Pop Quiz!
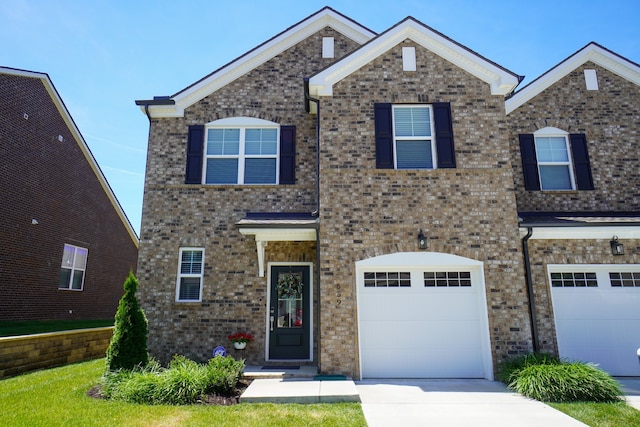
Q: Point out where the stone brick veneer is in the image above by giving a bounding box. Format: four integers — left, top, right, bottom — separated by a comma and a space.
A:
0, 327, 113, 378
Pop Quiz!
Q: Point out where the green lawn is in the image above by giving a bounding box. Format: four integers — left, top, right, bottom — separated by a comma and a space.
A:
0, 319, 114, 337
550, 402, 640, 427
0, 359, 367, 427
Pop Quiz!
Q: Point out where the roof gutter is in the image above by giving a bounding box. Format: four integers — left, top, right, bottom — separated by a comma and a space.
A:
134, 97, 176, 122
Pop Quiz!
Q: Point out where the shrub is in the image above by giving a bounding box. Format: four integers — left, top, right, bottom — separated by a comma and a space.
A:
101, 355, 245, 405
497, 352, 561, 383
106, 272, 149, 371
499, 353, 623, 403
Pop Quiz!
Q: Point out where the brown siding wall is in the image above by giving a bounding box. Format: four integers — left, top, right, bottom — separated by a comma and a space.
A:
0, 73, 138, 321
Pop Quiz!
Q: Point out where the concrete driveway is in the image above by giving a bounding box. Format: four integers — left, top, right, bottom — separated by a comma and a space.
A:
356, 379, 587, 427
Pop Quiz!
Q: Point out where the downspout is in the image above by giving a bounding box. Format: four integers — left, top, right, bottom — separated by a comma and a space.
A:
304, 78, 322, 371
521, 227, 540, 352
143, 103, 152, 122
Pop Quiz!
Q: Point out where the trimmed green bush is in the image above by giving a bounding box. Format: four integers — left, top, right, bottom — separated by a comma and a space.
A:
498, 353, 623, 403
106, 272, 149, 371
101, 355, 245, 405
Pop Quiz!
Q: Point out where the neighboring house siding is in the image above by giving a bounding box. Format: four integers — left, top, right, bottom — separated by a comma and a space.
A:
0, 73, 138, 321
508, 62, 640, 212
317, 43, 529, 374
137, 28, 359, 364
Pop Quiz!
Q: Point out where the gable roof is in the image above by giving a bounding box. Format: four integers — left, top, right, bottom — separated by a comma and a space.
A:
506, 42, 640, 114
308, 16, 521, 98
0, 66, 139, 246
136, 7, 376, 118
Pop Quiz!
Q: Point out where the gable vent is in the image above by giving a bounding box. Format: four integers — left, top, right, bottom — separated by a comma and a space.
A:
584, 69, 598, 90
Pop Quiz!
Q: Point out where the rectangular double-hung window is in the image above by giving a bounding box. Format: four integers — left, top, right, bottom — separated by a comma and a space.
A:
176, 248, 204, 302
393, 105, 435, 169
535, 135, 574, 190
59, 244, 88, 290
205, 122, 278, 184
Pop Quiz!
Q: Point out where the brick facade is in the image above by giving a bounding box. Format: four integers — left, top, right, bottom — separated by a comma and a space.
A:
136, 9, 639, 377
0, 70, 138, 321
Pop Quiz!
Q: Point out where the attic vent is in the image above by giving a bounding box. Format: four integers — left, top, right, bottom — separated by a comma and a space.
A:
23, 113, 29, 120
322, 37, 334, 58
584, 69, 598, 90
58, 135, 64, 142
402, 47, 416, 72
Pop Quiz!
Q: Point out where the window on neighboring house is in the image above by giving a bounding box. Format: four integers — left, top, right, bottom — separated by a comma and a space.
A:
519, 127, 594, 191
176, 248, 204, 302
59, 244, 87, 290
374, 102, 456, 169
184, 118, 296, 185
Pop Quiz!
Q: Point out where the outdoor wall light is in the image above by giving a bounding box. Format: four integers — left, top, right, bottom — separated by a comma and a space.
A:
610, 236, 624, 256
417, 229, 427, 250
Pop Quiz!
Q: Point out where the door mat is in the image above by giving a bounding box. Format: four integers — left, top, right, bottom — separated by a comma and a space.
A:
261, 366, 300, 370
314, 374, 347, 381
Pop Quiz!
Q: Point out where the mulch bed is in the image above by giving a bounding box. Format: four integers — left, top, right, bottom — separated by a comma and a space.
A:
86, 379, 252, 406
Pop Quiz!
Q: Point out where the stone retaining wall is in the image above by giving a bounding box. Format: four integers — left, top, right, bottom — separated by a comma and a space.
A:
0, 327, 113, 379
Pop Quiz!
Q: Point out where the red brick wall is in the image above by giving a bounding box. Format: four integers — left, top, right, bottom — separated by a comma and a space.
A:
0, 72, 138, 321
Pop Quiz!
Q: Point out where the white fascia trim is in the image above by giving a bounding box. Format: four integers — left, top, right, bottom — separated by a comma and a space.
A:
356, 251, 483, 267
0, 67, 139, 245
506, 44, 640, 115
309, 19, 520, 97
144, 10, 375, 119
519, 225, 640, 240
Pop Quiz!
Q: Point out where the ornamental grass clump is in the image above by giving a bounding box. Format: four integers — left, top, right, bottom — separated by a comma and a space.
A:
101, 355, 245, 405
498, 353, 623, 403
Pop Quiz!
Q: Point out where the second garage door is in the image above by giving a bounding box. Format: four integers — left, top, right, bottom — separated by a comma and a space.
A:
356, 252, 492, 379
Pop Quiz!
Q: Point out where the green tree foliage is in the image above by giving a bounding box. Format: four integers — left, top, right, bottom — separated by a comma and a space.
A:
106, 272, 149, 371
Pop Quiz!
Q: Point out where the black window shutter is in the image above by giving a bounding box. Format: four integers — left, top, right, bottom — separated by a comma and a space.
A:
279, 125, 296, 184
432, 102, 456, 168
570, 133, 594, 190
519, 134, 540, 191
374, 103, 394, 169
185, 125, 204, 184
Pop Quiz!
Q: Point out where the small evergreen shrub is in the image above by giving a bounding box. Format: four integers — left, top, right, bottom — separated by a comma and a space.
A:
106, 272, 149, 371
101, 355, 245, 405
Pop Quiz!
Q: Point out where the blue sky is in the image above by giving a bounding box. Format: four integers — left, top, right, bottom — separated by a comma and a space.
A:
2, 0, 639, 235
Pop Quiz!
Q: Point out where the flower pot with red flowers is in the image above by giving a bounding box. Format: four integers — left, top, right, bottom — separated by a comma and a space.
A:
228, 332, 253, 350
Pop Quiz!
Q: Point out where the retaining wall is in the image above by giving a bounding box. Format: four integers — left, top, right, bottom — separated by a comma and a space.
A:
0, 327, 113, 379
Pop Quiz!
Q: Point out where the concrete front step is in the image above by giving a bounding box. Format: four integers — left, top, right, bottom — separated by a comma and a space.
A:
242, 365, 318, 379
240, 377, 361, 403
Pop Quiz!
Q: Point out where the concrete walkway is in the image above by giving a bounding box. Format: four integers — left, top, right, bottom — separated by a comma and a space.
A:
356, 379, 587, 427
618, 377, 640, 411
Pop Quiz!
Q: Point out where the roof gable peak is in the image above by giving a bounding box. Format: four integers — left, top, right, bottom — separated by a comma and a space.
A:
506, 42, 640, 114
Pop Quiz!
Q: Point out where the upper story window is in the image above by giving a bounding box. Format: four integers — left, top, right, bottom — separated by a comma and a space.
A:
205, 118, 279, 184
374, 102, 456, 170
185, 118, 296, 185
534, 128, 575, 190
59, 244, 87, 291
176, 248, 204, 302
519, 127, 594, 191
393, 105, 435, 169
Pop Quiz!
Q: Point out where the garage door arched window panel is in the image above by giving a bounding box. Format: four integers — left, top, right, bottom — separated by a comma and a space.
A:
424, 271, 471, 287
609, 272, 640, 287
363, 271, 411, 287
550, 272, 598, 287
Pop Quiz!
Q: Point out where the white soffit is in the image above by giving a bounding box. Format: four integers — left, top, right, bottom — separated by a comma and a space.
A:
506, 43, 640, 115
309, 18, 520, 97
143, 8, 375, 118
519, 225, 640, 240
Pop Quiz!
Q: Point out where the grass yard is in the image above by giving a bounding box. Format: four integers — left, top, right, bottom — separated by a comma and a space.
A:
0, 358, 367, 427
550, 402, 640, 427
0, 319, 114, 337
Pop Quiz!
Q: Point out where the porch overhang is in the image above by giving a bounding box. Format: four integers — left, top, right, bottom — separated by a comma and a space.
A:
236, 213, 319, 277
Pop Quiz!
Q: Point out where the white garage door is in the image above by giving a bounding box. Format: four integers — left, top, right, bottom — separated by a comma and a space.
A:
356, 253, 492, 379
550, 265, 640, 376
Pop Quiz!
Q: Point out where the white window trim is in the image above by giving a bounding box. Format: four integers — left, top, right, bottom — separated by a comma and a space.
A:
203, 117, 280, 185
176, 247, 205, 302
534, 127, 576, 190
392, 104, 436, 169
59, 243, 88, 291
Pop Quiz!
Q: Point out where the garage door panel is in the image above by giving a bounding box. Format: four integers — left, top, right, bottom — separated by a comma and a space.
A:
359, 294, 480, 322
550, 265, 640, 376
360, 320, 483, 349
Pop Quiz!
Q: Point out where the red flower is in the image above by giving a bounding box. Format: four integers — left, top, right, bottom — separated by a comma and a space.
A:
228, 332, 254, 343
